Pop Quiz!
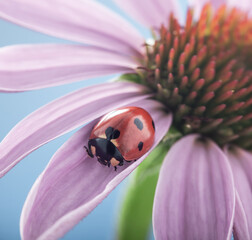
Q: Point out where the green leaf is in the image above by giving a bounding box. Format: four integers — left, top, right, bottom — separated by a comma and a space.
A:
117, 144, 168, 240
117, 73, 143, 84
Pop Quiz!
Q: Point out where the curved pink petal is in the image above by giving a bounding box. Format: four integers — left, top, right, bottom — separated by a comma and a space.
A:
0, 0, 144, 56
0, 82, 150, 177
225, 146, 252, 239
20, 100, 172, 240
0, 44, 138, 92
113, 0, 183, 27
188, 0, 226, 19
153, 135, 235, 240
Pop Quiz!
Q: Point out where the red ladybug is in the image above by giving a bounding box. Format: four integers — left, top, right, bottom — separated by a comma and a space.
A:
85, 106, 155, 170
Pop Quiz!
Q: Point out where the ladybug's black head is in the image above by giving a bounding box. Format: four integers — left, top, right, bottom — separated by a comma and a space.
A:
87, 138, 124, 167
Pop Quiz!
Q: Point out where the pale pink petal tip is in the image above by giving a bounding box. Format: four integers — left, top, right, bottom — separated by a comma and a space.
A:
225, 146, 252, 239
20, 100, 172, 240
0, 44, 138, 92
0, 82, 149, 178
227, 0, 252, 15
114, 0, 183, 27
0, 0, 144, 56
153, 135, 235, 240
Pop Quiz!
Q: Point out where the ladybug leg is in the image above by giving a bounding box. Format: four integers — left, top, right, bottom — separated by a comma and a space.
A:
107, 161, 111, 168
84, 145, 94, 158
84, 146, 89, 155
114, 166, 117, 171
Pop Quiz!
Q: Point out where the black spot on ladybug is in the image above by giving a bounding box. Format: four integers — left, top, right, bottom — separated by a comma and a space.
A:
112, 129, 120, 139
134, 118, 143, 130
105, 127, 120, 140
138, 142, 143, 151
152, 120, 155, 130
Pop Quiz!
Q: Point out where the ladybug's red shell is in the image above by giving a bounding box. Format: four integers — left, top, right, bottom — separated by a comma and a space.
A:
90, 107, 155, 161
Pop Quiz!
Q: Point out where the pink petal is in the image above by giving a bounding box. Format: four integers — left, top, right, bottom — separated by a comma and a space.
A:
0, 44, 138, 92
0, 82, 149, 177
233, 191, 250, 240
0, 0, 144, 56
225, 146, 252, 239
20, 100, 172, 240
188, 0, 226, 19
153, 135, 235, 240
113, 0, 183, 27
227, 0, 252, 15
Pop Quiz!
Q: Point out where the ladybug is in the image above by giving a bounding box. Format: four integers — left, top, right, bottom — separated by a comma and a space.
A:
84, 106, 155, 170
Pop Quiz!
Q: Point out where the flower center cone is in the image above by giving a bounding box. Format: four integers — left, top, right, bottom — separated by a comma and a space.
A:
140, 4, 252, 149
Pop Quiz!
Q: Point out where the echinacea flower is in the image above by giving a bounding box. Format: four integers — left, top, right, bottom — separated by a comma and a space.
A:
0, 0, 252, 239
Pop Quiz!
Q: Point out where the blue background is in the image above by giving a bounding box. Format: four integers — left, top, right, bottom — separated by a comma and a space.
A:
0, 1, 186, 239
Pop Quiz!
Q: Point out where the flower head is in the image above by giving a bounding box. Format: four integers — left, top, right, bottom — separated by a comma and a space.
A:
141, 4, 252, 148
0, 0, 252, 239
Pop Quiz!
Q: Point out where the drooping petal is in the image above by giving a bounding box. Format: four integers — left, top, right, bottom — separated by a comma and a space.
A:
0, 0, 144, 56
188, 0, 226, 19
153, 135, 235, 240
113, 0, 183, 27
225, 146, 252, 239
0, 82, 149, 177
0, 44, 138, 92
233, 191, 250, 240
20, 100, 172, 240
